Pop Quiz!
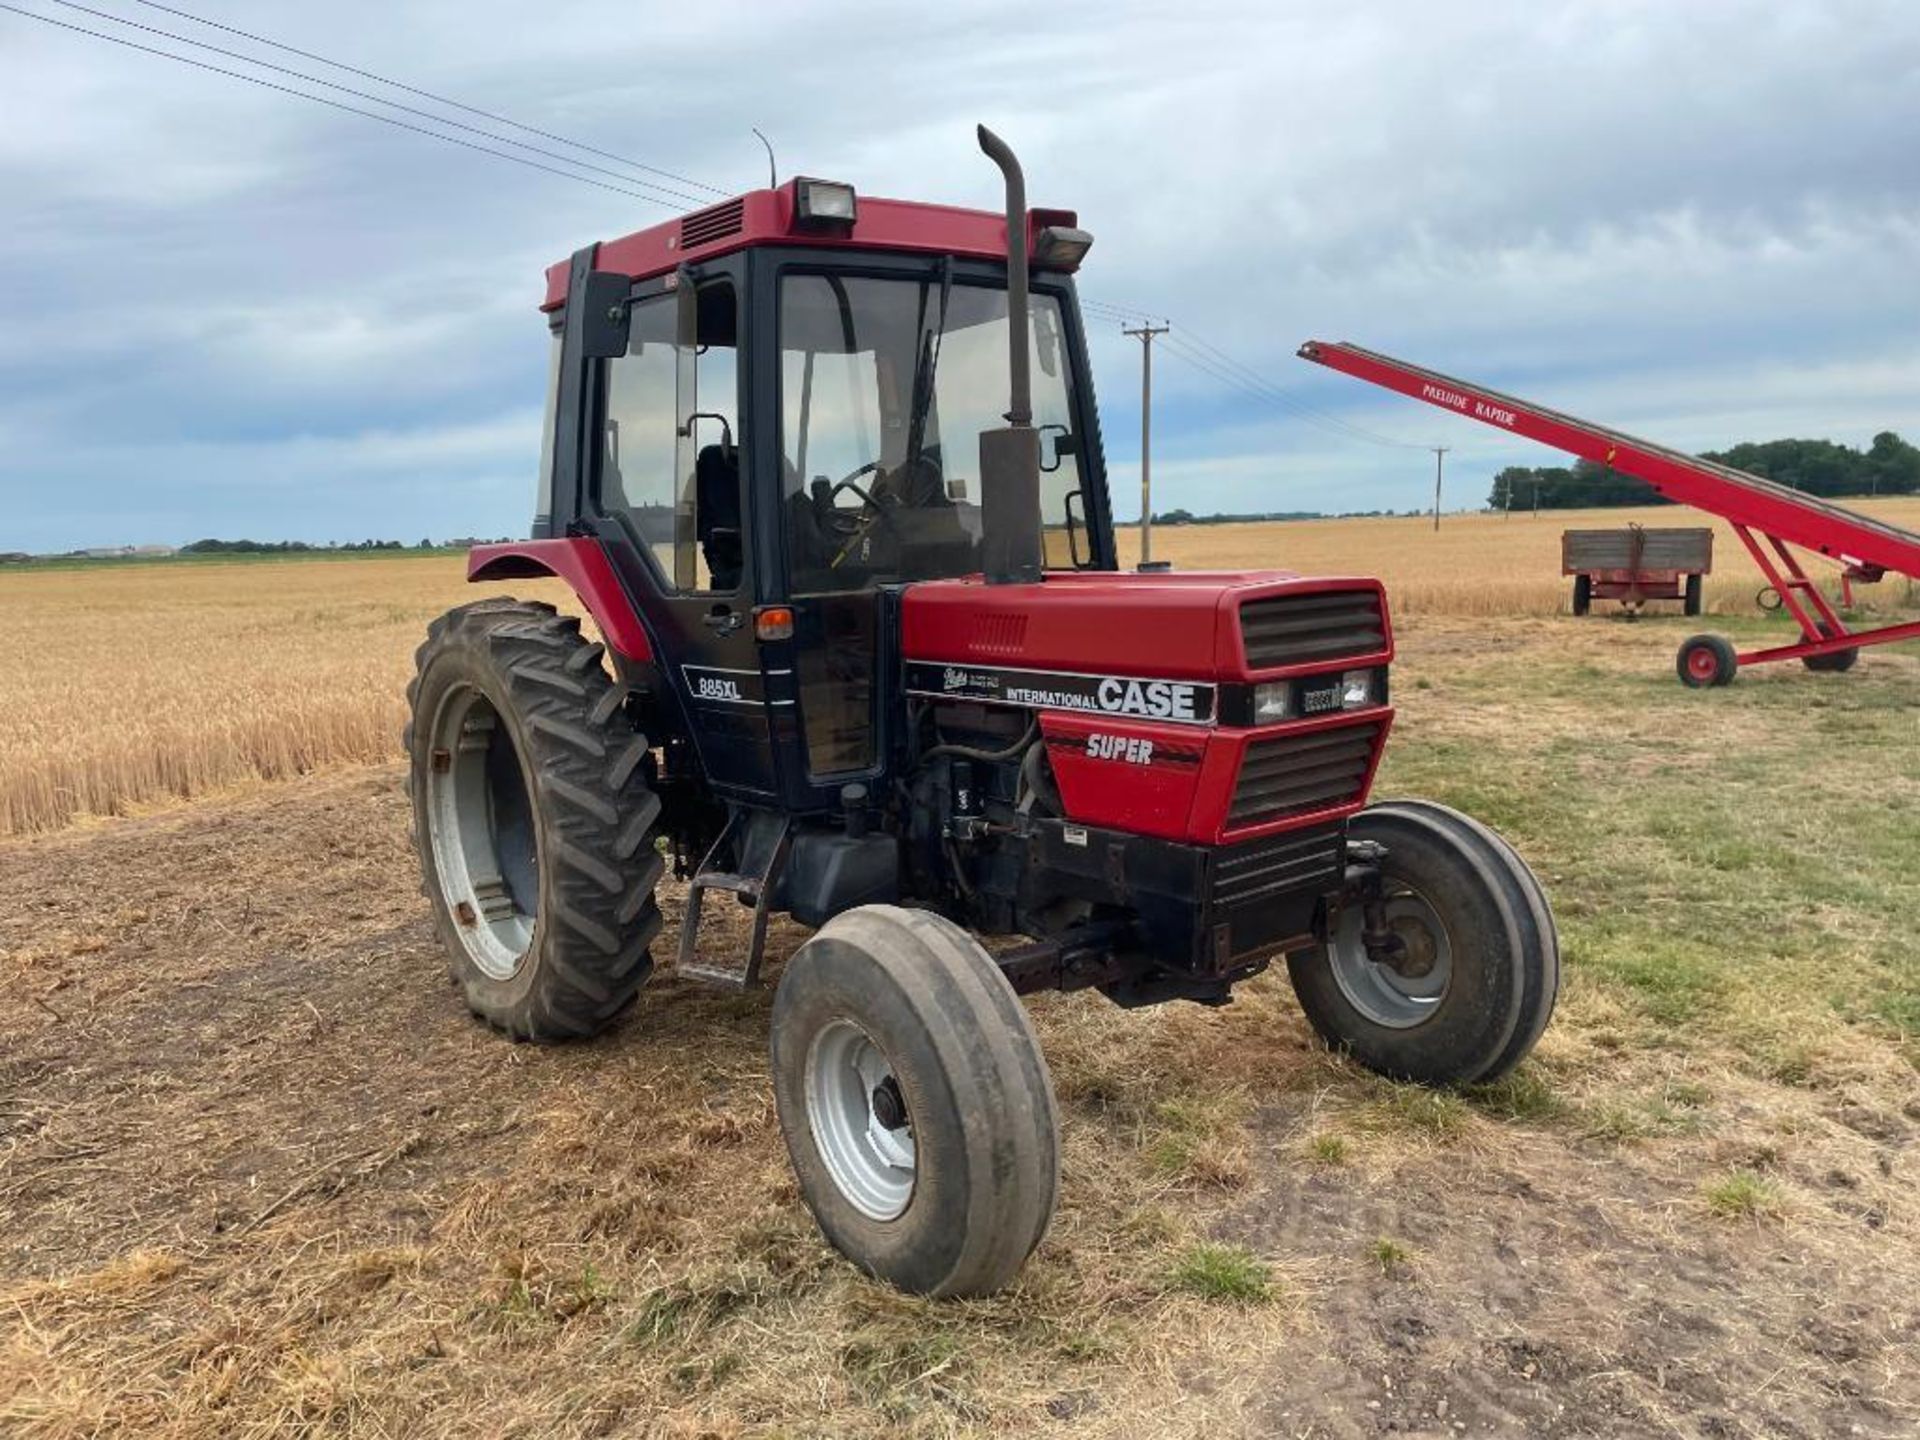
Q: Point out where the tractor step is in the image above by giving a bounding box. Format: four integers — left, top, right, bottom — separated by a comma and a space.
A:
676, 810, 791, 990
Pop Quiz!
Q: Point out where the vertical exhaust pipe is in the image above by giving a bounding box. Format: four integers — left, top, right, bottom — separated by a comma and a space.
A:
975, 124, 1043, 585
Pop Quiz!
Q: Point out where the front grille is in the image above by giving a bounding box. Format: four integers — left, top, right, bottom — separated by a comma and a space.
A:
680, 198, 745, 249
1212, 823, 1343, 910
1228, 720, 1382, 828
1239, 590, 1385, 668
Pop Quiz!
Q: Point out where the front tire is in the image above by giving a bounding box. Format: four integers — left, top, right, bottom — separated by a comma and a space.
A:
406, 599, 665, 1041
770, 906, 1060, 1297
1288, 801, 1556, 1085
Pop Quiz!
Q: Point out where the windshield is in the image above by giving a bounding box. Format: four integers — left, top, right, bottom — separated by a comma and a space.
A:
779, 273, 1088, 595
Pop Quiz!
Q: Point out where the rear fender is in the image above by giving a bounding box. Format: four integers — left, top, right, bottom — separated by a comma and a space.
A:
467, 538, 653, 662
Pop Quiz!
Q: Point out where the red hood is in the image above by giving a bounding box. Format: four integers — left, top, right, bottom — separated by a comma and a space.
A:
899, 570, 1392, 683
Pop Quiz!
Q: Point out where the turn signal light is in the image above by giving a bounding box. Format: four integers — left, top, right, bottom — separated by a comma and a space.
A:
754, 605, 795, 642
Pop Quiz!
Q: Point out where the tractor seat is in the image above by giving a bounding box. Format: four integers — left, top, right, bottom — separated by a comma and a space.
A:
696, 443, 744, 590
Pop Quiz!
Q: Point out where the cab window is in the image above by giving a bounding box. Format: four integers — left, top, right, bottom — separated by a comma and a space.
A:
600, 279, 742, 591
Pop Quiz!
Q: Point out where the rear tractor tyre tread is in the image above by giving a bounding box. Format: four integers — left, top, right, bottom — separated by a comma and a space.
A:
407, 598, 664, 1042
770, 905, 1060, 1298
1287, 801, 1545, 1086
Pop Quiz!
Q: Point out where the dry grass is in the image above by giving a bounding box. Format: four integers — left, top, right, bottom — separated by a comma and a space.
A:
2, 612, 1918, 1436
6, 498, 1918, 837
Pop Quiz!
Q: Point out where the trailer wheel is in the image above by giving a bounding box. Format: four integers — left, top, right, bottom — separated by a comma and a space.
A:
1571, 574, 1592, 616
1683, 573, 1704, 617
1804, 647, 1859, 673
1676, 634, 1737, 688
770, 905, 1059, 1297
1287, 802, 1551, 1085
406, 600, 665, 1041
1802, 623, 1859, 673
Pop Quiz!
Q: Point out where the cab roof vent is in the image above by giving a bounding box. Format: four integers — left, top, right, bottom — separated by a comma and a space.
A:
681, 198, 745, 250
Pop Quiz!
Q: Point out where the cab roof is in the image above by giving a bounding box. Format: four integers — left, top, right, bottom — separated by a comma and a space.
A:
541, 179, 1080, 312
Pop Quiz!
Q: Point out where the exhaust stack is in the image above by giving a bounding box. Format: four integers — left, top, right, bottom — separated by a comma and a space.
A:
975, 124, 1044, 586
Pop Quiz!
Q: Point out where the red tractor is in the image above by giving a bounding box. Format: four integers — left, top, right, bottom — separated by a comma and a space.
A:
408, 129, 1557, 1297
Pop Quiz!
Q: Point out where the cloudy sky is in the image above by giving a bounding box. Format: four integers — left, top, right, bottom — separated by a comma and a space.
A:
3, 0, 1916, 551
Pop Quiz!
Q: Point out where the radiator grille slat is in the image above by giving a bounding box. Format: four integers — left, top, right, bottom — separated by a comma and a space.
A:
1239, 590, 1385, 668
1211, 824, 1344, 909
1228, 721, 1382, 827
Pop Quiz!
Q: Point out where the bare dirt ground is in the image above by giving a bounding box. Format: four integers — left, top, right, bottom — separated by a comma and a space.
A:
3, 614, 1918, 1438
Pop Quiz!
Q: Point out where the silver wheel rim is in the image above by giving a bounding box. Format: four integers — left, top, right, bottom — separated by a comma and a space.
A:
424, 683, 538, 982
1328, 887, 1453, 1029
804, 1018, 916, 1221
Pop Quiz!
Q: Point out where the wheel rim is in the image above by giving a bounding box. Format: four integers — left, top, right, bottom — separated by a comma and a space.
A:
1685, 645, 1719, 683
1328, 888, 1453, 1029
424, 683, 539, 982
804, 1018, 916, 1221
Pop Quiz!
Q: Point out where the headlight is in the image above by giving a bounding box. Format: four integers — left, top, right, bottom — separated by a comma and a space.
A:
1253, 681, 1291, 722
1340, 669, 1375, 708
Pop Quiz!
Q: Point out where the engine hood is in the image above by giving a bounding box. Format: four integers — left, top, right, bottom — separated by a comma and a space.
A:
898, 569, 1392, 685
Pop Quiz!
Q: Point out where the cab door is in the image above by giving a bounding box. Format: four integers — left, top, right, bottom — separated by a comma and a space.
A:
590, 263, 778, 798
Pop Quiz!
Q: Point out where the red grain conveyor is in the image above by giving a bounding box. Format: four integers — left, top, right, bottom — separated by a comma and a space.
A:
1297, 340, 1920, 686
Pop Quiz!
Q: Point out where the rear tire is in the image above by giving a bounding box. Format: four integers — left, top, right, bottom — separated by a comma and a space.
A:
1571, 574, 1592, 616
1804, 647, 1859, 672
770, 905, 1060, 1297
1683, 572, 1704, 616
1802, 623, 1859, 672
1287, 801, 1552, 1085
406, 599, 665, 1041
1676, 633, 1737, 688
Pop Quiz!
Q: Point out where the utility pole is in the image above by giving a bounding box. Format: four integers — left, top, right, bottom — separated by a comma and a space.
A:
1124, 323, 1170, 564
1430, 446, 1449, 531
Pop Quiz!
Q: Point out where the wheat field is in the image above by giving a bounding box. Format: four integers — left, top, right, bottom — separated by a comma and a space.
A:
4, 499, 1917, 836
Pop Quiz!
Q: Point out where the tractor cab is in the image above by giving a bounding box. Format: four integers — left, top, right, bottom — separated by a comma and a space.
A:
497, 170, 1111, 821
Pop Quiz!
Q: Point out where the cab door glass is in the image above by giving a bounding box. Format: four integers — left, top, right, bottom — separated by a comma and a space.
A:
601, 280, 742, 593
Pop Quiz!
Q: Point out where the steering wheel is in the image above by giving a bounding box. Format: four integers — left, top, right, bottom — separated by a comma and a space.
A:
825, 461, 908, 568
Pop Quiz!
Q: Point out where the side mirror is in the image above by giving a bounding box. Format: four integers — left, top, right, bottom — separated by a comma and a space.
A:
1037, 423, 1074, 474
578, 270, 632, 360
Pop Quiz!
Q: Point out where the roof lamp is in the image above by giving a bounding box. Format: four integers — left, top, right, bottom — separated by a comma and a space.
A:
1032, 224, 1093, 270
794, 178, 858, 228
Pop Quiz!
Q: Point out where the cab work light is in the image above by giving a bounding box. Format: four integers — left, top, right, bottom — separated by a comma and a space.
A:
794, 178, 857, 228
1032, 224, 1093, 270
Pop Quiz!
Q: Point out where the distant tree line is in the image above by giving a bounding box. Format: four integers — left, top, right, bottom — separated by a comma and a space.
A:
178, 537, 510, 553
1153, 508, 1323, 525
1487, 432, 1920, 510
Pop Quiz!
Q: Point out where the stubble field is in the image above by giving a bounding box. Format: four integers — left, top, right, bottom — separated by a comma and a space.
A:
2, 506, 1918, 1437
4, 498, 1918, 839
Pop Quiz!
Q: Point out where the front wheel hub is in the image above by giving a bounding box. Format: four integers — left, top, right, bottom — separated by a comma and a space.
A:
805, 1018, 916, 1221
1329, 889, 1454, 1029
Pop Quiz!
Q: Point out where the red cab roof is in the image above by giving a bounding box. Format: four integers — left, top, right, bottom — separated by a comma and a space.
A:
542, 181, 1079, 311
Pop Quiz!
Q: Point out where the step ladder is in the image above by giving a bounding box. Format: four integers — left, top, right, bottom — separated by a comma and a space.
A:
676, 809, 792, 989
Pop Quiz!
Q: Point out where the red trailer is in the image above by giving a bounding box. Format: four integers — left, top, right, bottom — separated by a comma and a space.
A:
1298, 341, 1920, 686
1561, 525, 1713, 616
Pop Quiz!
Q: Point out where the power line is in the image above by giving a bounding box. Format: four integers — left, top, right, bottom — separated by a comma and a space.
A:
125, 0, 727, 197
0, 3, 694, 209
34, 0, 710, 208
1082, 295, 1432, 451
